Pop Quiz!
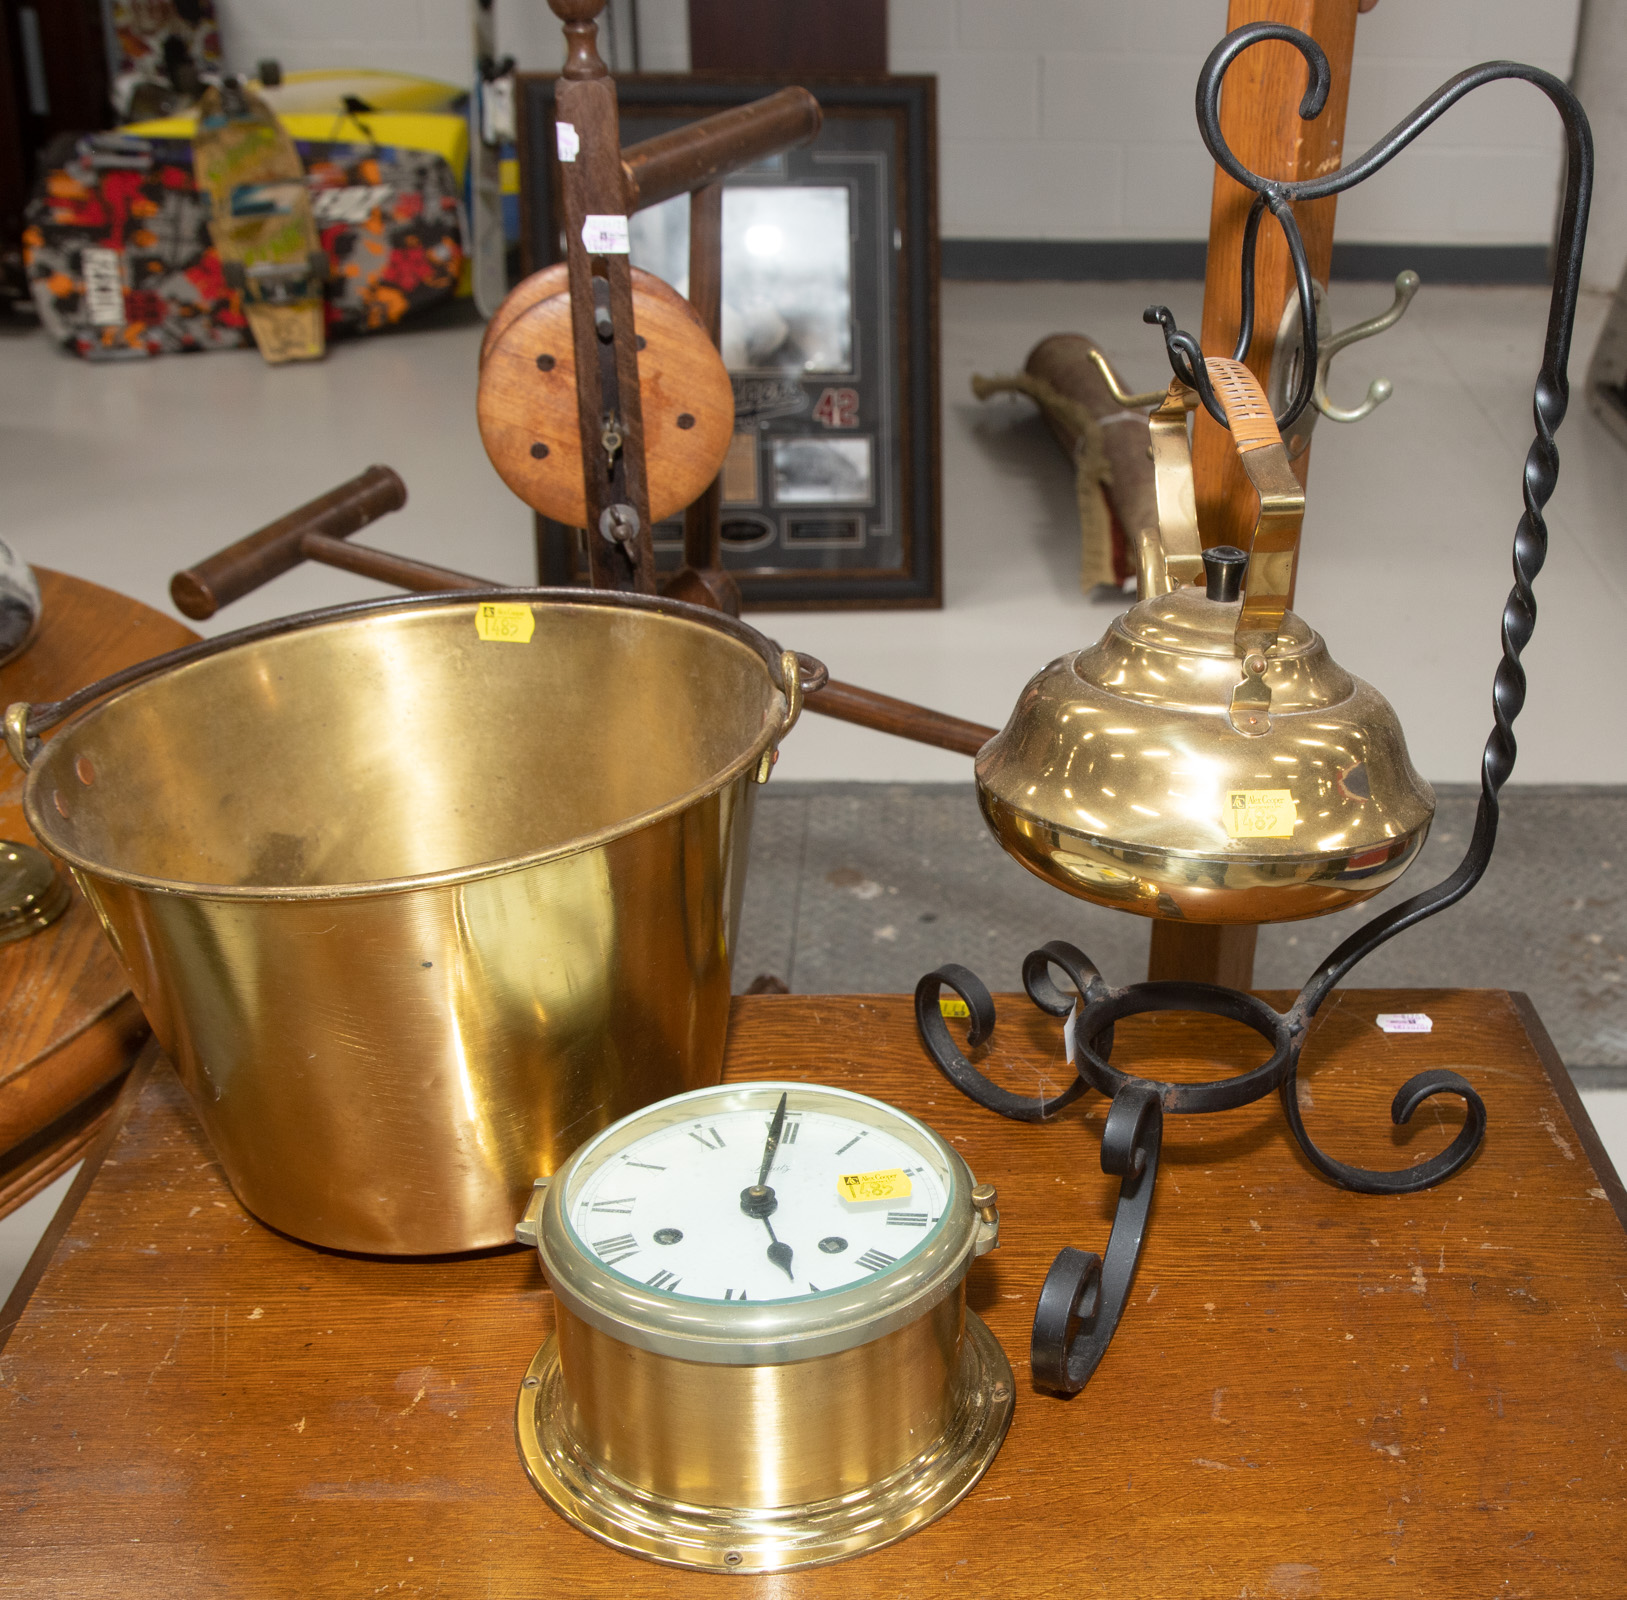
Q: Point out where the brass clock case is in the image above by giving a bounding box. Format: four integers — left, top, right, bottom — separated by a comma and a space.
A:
514, 1081, 1015, 1573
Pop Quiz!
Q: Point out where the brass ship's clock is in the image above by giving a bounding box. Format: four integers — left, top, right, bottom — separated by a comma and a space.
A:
515, 1080, 1013, 1572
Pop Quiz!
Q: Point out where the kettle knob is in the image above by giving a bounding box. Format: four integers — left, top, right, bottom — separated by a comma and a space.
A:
1201, 545, 1249, 603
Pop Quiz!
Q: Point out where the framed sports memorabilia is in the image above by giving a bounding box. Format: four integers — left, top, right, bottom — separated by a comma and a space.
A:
516, 73, 941, 608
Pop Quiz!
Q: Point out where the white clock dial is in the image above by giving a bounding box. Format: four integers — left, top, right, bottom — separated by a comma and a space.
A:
562, 1091, 953, 1303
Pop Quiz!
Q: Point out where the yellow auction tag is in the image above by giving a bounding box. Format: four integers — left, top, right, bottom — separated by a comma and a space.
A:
475, 602, 535, 643
939, 996, 970, 1019
1224, 788, 1297, 839
837, 1168, 912, 1204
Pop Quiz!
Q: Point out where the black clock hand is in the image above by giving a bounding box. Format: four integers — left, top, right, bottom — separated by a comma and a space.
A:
756, 1092, 788, 1193
762, 1216, 794, 1281
738, 1094, 794, 1280
741, 1092, 787, 1219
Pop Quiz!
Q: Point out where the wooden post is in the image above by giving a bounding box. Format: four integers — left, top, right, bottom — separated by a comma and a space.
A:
1192, 0, 1360, 571
1147, 0, 1361, 990
666, 179, 743, 614
550, 0, 657, 593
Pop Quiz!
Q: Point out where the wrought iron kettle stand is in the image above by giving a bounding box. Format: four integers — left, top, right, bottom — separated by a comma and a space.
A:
917, 20, 1593, 1397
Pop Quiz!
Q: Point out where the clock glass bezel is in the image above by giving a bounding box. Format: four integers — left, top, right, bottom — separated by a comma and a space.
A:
537, 1080, 979, 1364
558, 1082, 957, 1307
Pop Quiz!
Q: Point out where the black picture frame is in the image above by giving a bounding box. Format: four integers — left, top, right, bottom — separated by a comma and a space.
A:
515, 72, 941, 609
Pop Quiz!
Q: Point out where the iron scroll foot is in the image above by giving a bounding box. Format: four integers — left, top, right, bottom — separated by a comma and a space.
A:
914, 943, 1110, 1123
1279, 1066, 1487, 1196
1031, 1084, 1162, 1395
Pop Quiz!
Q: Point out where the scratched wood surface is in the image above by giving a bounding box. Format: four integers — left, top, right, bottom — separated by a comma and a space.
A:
1, 989, 1624, 1597
0, 570, 196, 1210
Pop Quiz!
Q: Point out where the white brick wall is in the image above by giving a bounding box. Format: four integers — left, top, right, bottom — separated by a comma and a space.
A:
894, 0, 1583, 244
213, 0, 1584, 248
1574, 0, 1627, 293
212, 0, 689, 85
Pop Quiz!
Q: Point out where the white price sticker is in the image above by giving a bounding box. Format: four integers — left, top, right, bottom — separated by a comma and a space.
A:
1376, 1012, 1433, 1034
82, 247, 126, 327
555, 120, 580, 162
581, 213, 630, 254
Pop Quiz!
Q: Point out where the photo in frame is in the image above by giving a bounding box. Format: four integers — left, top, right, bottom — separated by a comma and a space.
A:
516, 73, 941, 608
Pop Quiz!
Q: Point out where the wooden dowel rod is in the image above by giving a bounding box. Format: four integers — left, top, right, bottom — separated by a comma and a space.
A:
621, 88, 822, 213
170, 466, 407, 620
298, 535, 492, 593
803, 678, 996, 757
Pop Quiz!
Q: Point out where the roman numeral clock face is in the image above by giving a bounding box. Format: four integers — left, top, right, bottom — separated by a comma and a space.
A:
562, 1088, 955, 1303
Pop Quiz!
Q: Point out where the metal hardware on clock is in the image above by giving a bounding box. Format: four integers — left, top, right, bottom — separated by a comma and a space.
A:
512, 1081, 1012, 1572
917, 22, 1593, 1395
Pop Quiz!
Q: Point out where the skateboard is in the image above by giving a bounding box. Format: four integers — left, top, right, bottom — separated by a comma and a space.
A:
192, 80, 326, 364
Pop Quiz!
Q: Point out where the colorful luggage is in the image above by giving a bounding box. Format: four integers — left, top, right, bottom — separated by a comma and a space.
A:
24, 100, 468, 361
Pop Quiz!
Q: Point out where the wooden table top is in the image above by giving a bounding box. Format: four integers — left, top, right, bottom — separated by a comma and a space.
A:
2, 988, 1624, 1596
0, 570, 196, 1208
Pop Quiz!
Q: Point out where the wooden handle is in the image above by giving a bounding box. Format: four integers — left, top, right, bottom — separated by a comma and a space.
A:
621, 89, 822, 213
803, 678, 997, 758
170, 466, 407, 620
296, 534, 487, 595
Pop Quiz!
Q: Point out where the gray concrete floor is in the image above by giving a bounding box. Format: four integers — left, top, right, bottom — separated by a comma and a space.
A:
735, 782, 1627, 1075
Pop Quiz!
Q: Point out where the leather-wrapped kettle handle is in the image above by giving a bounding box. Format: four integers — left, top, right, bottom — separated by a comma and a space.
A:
1205, 357, 1305, 656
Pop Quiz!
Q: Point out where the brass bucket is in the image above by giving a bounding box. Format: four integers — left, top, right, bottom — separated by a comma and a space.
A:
4, 590, 811, 1254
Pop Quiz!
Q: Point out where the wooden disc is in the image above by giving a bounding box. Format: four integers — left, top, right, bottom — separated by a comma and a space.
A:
479, 264, 565, 369
477, 276, 734, 527
479, 264, 701, 368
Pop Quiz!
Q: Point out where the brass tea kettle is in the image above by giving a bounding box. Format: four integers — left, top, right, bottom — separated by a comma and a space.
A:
977, 357, 1433, 925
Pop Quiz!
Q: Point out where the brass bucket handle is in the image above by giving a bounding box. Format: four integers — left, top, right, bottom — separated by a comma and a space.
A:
4, 702, 36, 772
777, 650, 827, 740
754, 650, 828, 781
777, 650, 804, 738
3, 589, 827, 779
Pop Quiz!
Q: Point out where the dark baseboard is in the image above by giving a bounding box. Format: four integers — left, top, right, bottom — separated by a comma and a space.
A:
1330, 242, 1551, 284
941, 238, 1552, 285
940, 239, 1207, 281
